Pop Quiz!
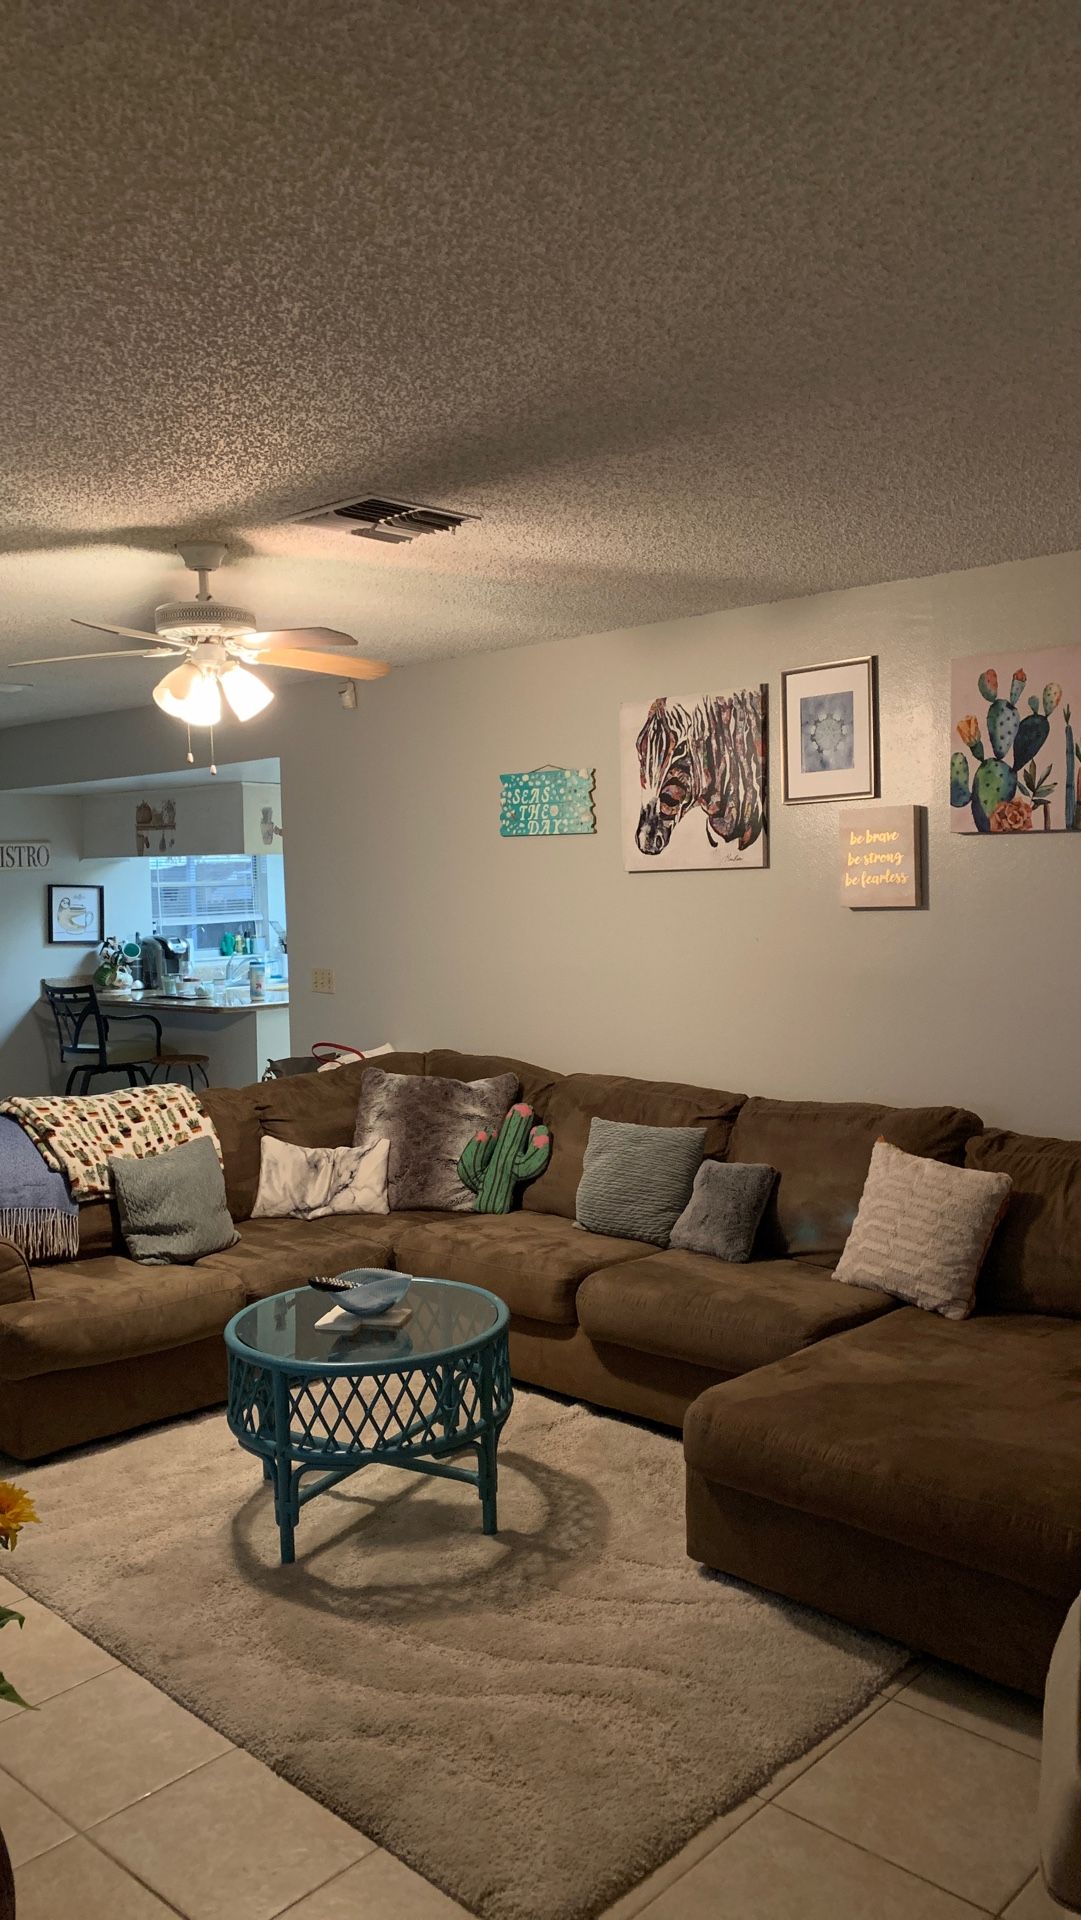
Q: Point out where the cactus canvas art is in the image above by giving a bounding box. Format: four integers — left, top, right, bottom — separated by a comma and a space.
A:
950, 647, 1081, 833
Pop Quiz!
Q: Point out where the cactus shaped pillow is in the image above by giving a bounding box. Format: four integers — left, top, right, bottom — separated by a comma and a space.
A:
457, 1103, 551, 1213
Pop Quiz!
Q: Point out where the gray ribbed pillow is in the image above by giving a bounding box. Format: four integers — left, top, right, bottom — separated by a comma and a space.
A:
110, 1134, 238, 1265
669, 1159, 776, 1262
576, 1118, 705, 1246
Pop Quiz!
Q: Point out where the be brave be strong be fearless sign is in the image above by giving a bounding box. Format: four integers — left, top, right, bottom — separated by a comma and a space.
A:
0, 842, 51, 869
839, 807, 922, 909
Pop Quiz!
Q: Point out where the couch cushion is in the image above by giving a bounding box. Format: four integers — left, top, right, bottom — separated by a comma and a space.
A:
77, 1196, 122, 1256
728, 1097, 983, 1264
966, 1129, 1081, 1317
683, 1309, 1081, 1600
391, 1213, 643, 1324
201, 1213, 397, 1302
577, 1250, 897, 1374
425, 1050, 563, 1115
198, 1083, 264, 1221
0, 1260, 244, 1379
524, 1072, 746, 1219
254, 1052, 426, 1151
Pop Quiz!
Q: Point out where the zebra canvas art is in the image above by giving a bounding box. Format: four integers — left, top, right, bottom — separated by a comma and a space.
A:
620, 690, 768, 871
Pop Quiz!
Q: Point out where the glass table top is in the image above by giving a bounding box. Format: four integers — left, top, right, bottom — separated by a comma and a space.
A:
231, 1279, 505, 1372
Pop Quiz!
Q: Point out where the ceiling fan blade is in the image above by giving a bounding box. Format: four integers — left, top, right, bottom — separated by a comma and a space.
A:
255, 647, 390, 681
244, 627, 359, 651
71, 618, 182, 646
9, 648, 174, 666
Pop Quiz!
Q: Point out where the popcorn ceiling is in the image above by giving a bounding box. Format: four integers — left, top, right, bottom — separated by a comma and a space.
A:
0, 0, 1078, 723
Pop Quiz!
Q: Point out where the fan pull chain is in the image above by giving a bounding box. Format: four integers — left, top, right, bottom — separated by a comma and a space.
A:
186, 725, 194, 766
209, 724, 217, 776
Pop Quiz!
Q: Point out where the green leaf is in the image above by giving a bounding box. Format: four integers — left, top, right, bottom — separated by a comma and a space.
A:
0, 1675, 33, 1711
1027, 761, 1038, 784
0, 1608, 24, 1632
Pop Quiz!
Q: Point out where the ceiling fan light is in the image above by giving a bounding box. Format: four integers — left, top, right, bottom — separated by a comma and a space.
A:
152, 661, 222, 726
219, 663, 274, 721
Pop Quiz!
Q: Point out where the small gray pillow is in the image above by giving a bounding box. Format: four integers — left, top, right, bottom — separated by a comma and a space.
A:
110, 1136, 239, 1265
669, 1160, 776, 1262
354, 1068, 519, 1211
576, 1118, 705, 1247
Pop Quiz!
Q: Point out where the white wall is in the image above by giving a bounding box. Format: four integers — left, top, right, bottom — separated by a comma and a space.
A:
0, 794, 152, 1095
81, 782, 284, 858
4, 549, 1080, 1133
276, 548, 1081, 1138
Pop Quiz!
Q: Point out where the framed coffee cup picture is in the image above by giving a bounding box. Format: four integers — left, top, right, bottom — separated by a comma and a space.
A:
781, 656, 878, 803
48, 884, 104, 944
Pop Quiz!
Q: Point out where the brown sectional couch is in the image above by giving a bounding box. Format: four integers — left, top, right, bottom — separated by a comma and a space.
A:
0, 1047, 1077, 1695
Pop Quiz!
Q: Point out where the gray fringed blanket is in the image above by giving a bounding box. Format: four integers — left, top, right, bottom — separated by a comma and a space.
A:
0, 1115, 79, 1260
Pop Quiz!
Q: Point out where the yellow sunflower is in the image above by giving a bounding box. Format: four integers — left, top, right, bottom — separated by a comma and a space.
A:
0, 1483, 38, 1550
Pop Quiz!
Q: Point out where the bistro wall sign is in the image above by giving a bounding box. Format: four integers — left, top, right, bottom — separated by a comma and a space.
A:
0, 841, 51, 869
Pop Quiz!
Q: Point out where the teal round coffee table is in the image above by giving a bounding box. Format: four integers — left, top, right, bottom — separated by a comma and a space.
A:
225, 1279, 513, 1564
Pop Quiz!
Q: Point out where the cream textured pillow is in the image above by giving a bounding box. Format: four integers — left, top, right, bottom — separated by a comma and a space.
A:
252, 1136, 390, 1219
835, 1139, 1011, 1319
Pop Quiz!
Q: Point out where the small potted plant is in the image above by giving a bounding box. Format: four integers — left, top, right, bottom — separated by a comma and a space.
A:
0, 1481, 39, 1920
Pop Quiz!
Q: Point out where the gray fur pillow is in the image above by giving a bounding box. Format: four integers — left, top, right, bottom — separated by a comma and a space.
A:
668, 1159, 776, 1262
354, 1069, 519, 1211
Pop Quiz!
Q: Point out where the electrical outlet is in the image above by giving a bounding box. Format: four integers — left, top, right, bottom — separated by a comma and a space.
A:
311, 967, 335, 994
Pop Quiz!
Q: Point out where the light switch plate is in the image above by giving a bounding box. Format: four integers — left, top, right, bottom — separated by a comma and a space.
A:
311, 967, 335, 994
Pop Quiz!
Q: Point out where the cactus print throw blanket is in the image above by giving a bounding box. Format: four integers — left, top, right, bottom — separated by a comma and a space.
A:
0, 1084, 222, 1202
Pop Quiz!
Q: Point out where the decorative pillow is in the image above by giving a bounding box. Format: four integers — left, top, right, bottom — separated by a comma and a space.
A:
669, 1160, 776, 1262
457, 1104, 551, 1214
110, 1135, 239, 1265
834, 1138, 1012, 1319
576, 1118, 705, 1247
251, 1136, 390, 1219
354, 1069, 519, 1211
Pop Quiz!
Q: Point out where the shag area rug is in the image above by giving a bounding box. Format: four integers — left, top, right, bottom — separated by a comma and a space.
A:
6, 1390, 905, 1920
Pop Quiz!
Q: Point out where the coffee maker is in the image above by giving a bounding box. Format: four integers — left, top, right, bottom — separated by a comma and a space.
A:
159, 937, 190, 978
139, 936, 166, 991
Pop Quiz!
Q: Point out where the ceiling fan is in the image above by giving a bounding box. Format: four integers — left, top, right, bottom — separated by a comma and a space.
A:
8, 541, 389, 764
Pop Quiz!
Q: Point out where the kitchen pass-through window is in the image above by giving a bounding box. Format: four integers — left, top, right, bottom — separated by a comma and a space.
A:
148, 854, 287, 964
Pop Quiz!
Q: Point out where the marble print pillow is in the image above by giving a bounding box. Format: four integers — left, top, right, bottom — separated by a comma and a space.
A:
251, 1135, 390, 1219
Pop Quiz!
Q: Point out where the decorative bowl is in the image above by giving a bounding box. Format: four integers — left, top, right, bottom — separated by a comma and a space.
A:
334, 1269, 412, 1317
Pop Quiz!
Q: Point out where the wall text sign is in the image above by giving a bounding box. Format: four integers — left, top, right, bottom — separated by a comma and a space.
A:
0, 841, 50, 869
500, 769, 596, 837
840, 806, 922, 908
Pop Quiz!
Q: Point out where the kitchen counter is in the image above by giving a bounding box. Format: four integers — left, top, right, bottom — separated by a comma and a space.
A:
44, 990, 292, 1087
102, 994, 290, 1015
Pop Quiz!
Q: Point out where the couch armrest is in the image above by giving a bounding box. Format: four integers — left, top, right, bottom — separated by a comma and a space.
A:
0, 1240, 34, 1305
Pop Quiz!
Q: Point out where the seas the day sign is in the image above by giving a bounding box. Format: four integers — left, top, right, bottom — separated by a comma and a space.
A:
839, 806, 922, 908
500, 768, 596, 837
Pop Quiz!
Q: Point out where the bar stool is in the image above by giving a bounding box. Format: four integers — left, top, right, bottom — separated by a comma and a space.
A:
42, 982, 210, 1093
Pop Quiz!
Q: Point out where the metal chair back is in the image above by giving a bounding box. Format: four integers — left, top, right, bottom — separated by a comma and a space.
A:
41, 981, 107, 1070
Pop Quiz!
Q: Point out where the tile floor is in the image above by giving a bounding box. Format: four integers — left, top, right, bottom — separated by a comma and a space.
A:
0, 1568, 1064, 1919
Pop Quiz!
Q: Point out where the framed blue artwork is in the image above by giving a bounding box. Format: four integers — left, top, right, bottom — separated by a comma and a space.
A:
500, 768, 596, 836
781, 657, 878, 803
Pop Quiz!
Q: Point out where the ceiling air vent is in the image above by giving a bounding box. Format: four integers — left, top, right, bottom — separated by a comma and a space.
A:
290, 494, 479, 545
